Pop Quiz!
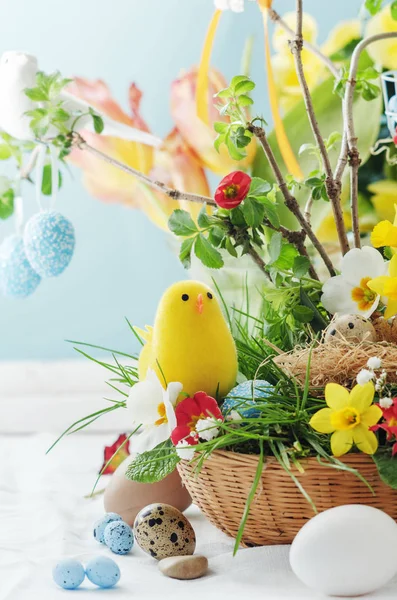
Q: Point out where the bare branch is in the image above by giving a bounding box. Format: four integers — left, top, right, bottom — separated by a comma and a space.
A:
268, 8, 339, 78
248, 123, 336, 277
341, 32, 397, 249
71, 132, 216, 207
291, 0, 349, 256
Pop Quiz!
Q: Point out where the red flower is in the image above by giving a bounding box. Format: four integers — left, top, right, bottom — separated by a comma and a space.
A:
171, 391, 223, 446
371, 398, 397, 456
394, 127, 397, 146
100, 433, 130, 475
214, 171, 251, 209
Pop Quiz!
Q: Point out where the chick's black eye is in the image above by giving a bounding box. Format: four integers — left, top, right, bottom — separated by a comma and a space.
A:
207, 292, 213, 299
182, 294, 189, 301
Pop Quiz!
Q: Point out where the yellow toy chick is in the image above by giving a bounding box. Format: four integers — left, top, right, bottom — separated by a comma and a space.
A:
136, 280, 238, 398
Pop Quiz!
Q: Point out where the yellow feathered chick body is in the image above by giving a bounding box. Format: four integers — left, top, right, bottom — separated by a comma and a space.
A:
137, 280, 238, 398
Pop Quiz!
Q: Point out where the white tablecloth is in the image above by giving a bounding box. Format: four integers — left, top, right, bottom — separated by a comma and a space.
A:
2, 433, 397, 600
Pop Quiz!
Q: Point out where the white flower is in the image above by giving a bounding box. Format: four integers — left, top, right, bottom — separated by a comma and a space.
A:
367, 357, 382, 370
357, 369, 374, 385
195, 417, 222, 441
175, 440, 196, 461
214, 0, 255, 12
127, 370, 182, 453
321, 247, 386, 317
380, 397, 394, 409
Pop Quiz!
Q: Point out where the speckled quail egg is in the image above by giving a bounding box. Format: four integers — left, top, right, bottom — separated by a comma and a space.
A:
134, 503, 196, 560
324, 314, 376, 344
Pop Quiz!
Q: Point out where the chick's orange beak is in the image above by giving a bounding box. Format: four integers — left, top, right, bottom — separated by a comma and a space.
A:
196, 293, 204, 314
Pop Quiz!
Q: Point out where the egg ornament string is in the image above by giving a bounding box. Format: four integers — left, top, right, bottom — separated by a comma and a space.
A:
23, 144, 75, 277
0, 188, 41, 298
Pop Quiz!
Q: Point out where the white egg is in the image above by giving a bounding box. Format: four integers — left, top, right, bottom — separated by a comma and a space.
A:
290, 505, 397, 596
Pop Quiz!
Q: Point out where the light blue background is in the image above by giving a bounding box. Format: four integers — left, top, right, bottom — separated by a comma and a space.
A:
0, 0, 362, 360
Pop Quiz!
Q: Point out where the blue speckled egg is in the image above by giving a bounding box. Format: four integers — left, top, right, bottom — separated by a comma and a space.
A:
85, 556, 121, 588
23, 210, 75, 277
94, 513, 123, 544
0, 235, 41, 298
52, 559, 85, 590
222, 380, 274, 419
104, 521, 134, 555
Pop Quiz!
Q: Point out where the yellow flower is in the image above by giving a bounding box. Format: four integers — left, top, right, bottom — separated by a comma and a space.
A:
309, 382, 382, 457
366, 6, 397, 69
371, 205, 397, 248
321, 20, 361, 58
368, 255, 397, 319
272, 11, 318, 53
368, 180, 397, 222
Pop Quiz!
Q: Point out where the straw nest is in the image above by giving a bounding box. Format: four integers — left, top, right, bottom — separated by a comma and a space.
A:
274, 318, 397, 391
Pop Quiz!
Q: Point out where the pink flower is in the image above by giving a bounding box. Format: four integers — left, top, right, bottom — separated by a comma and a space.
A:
171, 392, 223, 448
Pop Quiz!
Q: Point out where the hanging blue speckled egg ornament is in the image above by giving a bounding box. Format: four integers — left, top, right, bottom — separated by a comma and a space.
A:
23, 211, 75, 277
0, 234, 41, 298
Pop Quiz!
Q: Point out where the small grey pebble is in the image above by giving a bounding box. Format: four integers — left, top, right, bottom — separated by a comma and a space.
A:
158, 555, 208, 580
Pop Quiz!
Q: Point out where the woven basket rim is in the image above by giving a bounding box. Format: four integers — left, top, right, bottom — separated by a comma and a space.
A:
183, 449, 375, 468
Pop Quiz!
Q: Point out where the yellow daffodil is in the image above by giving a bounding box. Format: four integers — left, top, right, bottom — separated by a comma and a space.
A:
369, 181, 397, 223
366, 6, 397, 69
371, 205, 397, 248
368, 255, 397, 319
309, 382, 382, 457
321, 20, 361, 58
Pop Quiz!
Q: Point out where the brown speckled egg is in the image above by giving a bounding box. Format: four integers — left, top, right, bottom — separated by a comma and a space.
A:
133, 503, 196, 560
324, 314, 377, 344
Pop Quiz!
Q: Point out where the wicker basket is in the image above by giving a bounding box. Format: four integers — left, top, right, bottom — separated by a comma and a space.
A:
178, 450, 397, 547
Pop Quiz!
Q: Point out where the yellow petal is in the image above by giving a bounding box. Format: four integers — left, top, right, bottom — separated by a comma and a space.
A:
366, 6, 397, 70
321, 19, 361, 58
361, 404, 383, 427
389, 254, 397, 278
349, 382, 375, 413
371, 221, 397, 248
309, 408, 335, 433
352, 425, 379, 455
367, 275, 389, 296
325, 383, 350, 410
196, 10, 222, 126
384, 298, 397, 319
331, 429, 353, 457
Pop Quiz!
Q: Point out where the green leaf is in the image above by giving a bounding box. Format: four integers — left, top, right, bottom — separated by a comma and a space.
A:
248, 177, 272, 196
268, 232, 282, 263
225, 136, 246, 161
0, 189, 14, 219
225, 236, 238, 258
299, 287, 328, 332
126, 443, 180, 483
238, 95, 254, 107
235, 79, 255, 95
373, 451, 397, 489
194, 233, 224, 269
53, 108, 70, 122
0, 144, 11, 160
197, 203, 211, 228
392, 1, 397, 20
230, 75, 249, 90
241, 197, 265, 228
362, 81, 380, 101
168, 210, 198, 236
41, 164, 62, 195
89, 108, 104, 134
179, 236, 195, 269
361, 66, 380, 80
215, 88, 231, 99
329, 38, 361, 61
292, 305, 315, 323
261, 197, 280, 228
272, 243, 298, 270
230, 206, 247, 227
293, 255, 310, 278
365, 0, 383, 15
214, 121, 228, 133
208, 226, 225, 247
24, 87, 48, 101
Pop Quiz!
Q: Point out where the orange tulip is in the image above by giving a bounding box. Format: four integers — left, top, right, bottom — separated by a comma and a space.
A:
171, 67, 255, 175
